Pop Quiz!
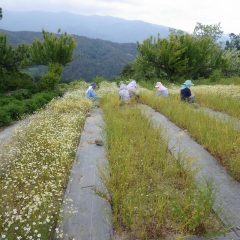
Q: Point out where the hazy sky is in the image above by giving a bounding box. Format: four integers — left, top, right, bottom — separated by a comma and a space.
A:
1, 0, 240, 33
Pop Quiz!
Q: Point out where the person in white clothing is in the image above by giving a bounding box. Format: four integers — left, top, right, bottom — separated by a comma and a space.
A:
119, 84, 130, 102
127, 80, 138, 97
155, 82, 169, 96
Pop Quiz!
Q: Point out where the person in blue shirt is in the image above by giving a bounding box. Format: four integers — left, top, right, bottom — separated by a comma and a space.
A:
86, 83, 98, 100
180, 80, 195, 103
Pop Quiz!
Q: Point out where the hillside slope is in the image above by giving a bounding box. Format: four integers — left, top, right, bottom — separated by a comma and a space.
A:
1, 29, 137, 81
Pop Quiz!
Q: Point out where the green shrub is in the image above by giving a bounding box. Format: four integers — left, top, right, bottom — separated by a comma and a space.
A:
40, 63, 63, 90
0, 72, 33, 92
0, 109, 12, 127
4, 100, 26, 119
29, 92, 55, 108
209, 70, 223, 82
12, 89, 32, 100
24, 99, 38, 113
40, 72, 60, 90
0, 91, 58, 127
0, 96, 14, 106
93, 76, 107, 87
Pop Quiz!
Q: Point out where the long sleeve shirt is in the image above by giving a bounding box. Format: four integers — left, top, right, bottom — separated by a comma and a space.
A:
180, 87, 191, 100
86, 86, 97, 99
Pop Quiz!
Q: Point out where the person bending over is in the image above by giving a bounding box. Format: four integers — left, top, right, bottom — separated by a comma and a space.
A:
155, 81, 169, 96
180, 80, 195, 103
86, 83, 98, 100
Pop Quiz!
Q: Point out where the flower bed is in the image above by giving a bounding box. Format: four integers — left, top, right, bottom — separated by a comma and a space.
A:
0, 91, 92, 239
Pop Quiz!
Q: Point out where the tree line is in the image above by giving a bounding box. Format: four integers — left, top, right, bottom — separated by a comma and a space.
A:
0, 30, 76, 127
0, 30, 76, 92
122, 23, 240, 82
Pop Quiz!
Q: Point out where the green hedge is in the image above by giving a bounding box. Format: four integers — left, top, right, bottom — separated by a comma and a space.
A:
0, 91, 58, 127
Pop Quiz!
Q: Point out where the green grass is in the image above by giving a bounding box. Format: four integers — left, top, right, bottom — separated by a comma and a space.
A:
0, 91, 59, 127
195, 76, 240, 85
193, 91, 240, 119
102, 94, 221, 239
139, 91, 240, 181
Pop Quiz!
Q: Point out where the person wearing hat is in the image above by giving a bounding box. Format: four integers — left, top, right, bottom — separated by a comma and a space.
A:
119, 83, 130, 102
127, 79, 138, 98
155, 82, 169, 96
180, 80, 195, 103
86, 83, 98, 100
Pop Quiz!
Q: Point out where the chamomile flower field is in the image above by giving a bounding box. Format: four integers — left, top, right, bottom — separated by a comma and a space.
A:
1, 81, 240, 240
0, 85, 92, 239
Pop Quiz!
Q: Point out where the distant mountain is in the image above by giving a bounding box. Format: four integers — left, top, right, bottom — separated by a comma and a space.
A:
0, 11, 170, 43
1, 29, 137, 81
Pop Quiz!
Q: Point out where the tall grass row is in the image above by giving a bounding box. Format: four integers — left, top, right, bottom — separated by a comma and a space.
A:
139, 91, 240, 181
193, 91, 240, 119
102, 94, 220, 239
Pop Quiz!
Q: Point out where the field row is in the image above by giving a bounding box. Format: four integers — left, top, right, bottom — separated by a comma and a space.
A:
139, 90, 240, 181
102, 94, 221, 239
169, 84, 240, 119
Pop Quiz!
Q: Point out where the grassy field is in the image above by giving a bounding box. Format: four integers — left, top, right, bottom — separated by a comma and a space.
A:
192, 86, 240, 119
195, 76, 240, 86
139, 90, 240, 181
167, 84, 240, 119
102, 94, 221, 239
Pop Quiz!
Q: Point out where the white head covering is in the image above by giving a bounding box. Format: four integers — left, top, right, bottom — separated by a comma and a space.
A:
155, 82, 167, 91
127, 80, 137, 89
119, 83, 128, 90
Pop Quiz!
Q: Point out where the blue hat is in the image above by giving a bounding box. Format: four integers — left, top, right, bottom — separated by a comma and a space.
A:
183, 80, 194, 87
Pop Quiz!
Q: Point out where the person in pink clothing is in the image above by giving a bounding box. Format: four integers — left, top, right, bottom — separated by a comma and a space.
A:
155, 82, 169, 96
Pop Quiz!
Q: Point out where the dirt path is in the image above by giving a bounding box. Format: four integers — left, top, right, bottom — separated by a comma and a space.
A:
0, 121, 22, 143
0, 120, 29, 171
140, 104, 240, 240
59, 108, 112, 240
